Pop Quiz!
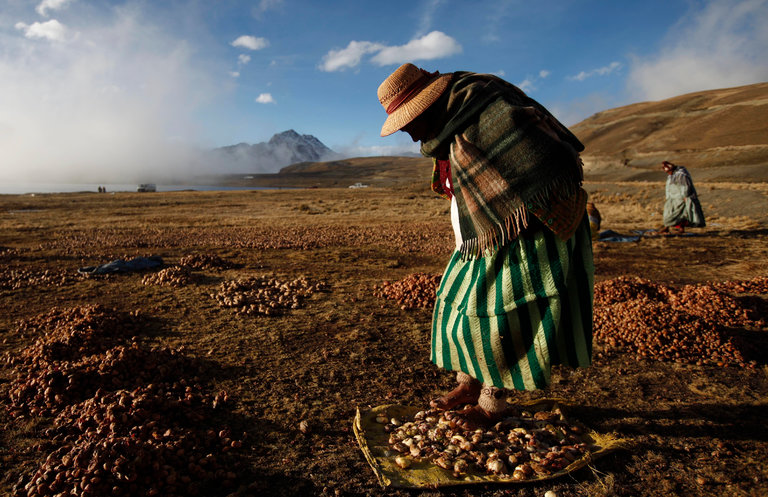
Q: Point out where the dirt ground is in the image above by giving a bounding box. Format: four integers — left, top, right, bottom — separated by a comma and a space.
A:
1, 180, 767, 497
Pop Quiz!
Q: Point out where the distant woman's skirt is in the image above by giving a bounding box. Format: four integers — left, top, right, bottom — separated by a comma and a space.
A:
431, 216, 594, 390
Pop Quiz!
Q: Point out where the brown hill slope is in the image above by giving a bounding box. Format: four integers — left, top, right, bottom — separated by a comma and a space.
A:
571, 82, 768, 182
224, 156, 433, 190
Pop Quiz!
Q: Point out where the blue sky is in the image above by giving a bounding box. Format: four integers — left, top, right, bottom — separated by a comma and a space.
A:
1, 0, 767, 182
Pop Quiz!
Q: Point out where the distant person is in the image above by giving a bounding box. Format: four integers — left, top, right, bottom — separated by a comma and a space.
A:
377, 64, 594, 429
658, 160, 705, 234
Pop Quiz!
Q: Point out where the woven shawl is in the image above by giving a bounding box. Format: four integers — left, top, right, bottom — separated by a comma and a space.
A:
422, 72, 586, 258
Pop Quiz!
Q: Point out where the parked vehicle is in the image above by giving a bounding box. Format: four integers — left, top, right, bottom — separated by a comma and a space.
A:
137, 183, 157, 192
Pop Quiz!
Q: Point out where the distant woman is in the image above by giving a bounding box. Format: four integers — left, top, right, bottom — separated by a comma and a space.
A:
376, 64, 594, 429
658, 160, 705, 234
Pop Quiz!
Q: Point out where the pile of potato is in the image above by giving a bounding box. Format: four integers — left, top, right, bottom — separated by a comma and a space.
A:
179, 254, 239, 270
211, 275, 327, 316
383, 406, 590, 480
593, 276, 667, 306
7, 343, 201, 417
42, 223, 454, 256
9, 305, 139, 364
2, 305, 246, 497
373, 273, 441, 309
141, 266, 195, 287
668, 284, 764, 328
0, 268, 75, 290
593, 276, 766, 367
709, 276, 768, 294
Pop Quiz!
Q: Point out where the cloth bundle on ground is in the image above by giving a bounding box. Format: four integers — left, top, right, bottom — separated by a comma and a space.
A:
424, 72, 587, 259
597, 230, 641, 243
663, 166, 705, 228
78, 256, 164, 275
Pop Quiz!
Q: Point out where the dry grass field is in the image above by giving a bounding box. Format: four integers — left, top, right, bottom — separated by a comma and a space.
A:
1, 178, 767, 497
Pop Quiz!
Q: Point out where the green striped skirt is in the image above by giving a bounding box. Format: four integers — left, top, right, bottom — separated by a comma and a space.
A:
431, 216, 594, 390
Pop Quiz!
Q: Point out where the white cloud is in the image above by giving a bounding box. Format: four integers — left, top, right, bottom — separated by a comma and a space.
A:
319, 40, 384, 72
231, 35, 269, 51
337, 142, 420, 157
229, 71, 240, 78
252, 0, 283, 17
238, 54, 251, 65
370, 31, 462, 65
517, 78, 534, 93
255, 93, 275, 104
627, 0, 768, 101
1, 6, 223, 184
36, 0, 74, 17
482, 0, 516, 43
319, 31, 461, 72
568, 61, 622, 82
515, 69, 550, 93
15, 19, 67, 42
417, 0, 445, 36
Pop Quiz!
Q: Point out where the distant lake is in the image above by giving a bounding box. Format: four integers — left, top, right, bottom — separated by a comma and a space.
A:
0, 183, 289, 195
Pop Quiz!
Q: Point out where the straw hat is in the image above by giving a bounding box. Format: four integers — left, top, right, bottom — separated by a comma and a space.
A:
377, 63, 451, 137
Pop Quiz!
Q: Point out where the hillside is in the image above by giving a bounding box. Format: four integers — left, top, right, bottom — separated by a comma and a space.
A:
220, 82, 768, 189
221, 156, 433, 190
571, 82, 768, 182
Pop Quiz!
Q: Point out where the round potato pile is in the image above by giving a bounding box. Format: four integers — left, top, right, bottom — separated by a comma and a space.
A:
710, 276, 768, 294
668, 284, 764, 328
179, 254, 238, 271
7, 343, 203, 417
593, 276, 766, 367
2, 305, 246, 497
383, 407, 590, 480
0, 267, 75, 290
211, 275, 327, 316
593, 275, 668, 305
373, 273, 441, 309
142, 266, 195, 287
9, 305, 140, 365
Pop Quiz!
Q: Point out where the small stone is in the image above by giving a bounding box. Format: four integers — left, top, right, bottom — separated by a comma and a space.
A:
299, 420, 310, 434
696, 476, 708, 485
544, 491, 558, 497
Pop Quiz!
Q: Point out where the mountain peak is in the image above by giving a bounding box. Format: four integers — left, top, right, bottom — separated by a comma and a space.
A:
269, 129, 301, 143
213, 130, 341, 174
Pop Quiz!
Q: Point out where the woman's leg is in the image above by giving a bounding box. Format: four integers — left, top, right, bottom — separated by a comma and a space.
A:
430, 371, 481, 410
444, 384, 510, 429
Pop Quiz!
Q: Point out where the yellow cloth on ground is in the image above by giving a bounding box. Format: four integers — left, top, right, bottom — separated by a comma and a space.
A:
353, 399, 629, 489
